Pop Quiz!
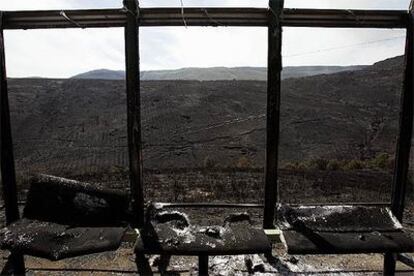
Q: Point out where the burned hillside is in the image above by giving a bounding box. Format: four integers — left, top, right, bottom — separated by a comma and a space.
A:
8, 56, 403, 175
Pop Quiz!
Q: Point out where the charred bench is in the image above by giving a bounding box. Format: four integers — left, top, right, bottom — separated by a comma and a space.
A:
134, 204, 272, 275
0, 175, 271, 275
276, 204, 414, 255
0, 175, 129, 261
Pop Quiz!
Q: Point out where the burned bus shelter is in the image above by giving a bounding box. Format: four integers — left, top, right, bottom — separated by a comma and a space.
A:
0, 0, 414, 275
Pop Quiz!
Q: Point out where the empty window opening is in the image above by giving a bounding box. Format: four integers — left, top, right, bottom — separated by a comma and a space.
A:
279, 27, 406, 204
140, 27, 267, 205
4, 28, 128, 201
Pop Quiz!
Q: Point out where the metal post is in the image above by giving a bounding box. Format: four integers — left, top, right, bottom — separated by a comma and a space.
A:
124, 0, 145, 228
384, 1, 414, 275
135, 253, 153, 275
198, 255, 209, 275
263, 0, 284, 229
0, 13, 25, 274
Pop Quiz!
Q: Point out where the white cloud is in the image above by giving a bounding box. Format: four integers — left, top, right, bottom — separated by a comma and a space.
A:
283, 28, 406, 66
140, 27, 267, 71
0, 0, 410, 77
4, 28, 125, 78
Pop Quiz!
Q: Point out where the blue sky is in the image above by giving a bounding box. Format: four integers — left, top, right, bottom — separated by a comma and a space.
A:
0, 0, 411, 78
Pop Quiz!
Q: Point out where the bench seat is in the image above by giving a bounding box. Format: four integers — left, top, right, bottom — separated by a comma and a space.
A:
135, 209, 271, 255
277, 204, 414, 255
0, 175, 129, 261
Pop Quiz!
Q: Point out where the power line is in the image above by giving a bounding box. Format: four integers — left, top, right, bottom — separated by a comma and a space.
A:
285, 35, 405, 58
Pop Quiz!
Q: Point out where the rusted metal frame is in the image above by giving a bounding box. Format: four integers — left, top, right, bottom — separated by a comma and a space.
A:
155, 202, 264, 209
124, 0, 144, 228
1, 8, 408, 29
0, 12, 26, 275
263, 0, 283, 230
384, 2, 414, 275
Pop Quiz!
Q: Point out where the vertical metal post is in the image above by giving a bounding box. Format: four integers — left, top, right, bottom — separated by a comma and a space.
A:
198, 255, 209, 275
0, 13, 25, 274
124, 0, 145, 228
263, 0, 284, 229
384, 1, 414, 275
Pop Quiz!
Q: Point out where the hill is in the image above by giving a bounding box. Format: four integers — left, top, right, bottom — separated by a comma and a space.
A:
8, 56, 403, 174
70, 69, 125, 80
71, 65, 366, 81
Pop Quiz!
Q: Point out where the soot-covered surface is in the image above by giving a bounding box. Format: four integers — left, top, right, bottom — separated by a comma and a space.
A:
0, 175, 129, 260
277, 205, 401, 232
24, 174, 130, 226
136, 210, 271, 255
0, 219, 126, 261
277, 205, 414, 254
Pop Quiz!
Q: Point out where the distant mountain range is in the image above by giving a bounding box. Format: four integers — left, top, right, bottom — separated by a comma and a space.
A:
71, 65, 367, 81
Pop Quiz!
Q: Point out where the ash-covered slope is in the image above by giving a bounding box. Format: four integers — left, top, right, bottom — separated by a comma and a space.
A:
8, 56, 403, 174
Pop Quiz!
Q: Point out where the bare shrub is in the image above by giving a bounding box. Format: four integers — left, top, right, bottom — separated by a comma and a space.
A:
326, 160, 341, 171
369, 153, 393, 171
305, 158, 328, 170
234, 156, 253, 169
343, 160, 365, 170
203, 155, 216, 168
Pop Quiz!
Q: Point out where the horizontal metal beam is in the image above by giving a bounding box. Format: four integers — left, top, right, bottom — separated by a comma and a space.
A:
140, 8, 267, 27
283, 8, 407, 28
1, 8, 408, 29
154, 202, 264, 209
2, 9, 126, 29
